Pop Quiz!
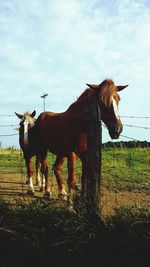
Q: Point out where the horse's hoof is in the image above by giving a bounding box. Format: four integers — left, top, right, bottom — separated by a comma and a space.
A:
27, 189, 35, 196
36, 182, 41, 187
40, 187, 44, 192
68, 205, 76, 213
43, 191, 51, 200
58, 194, 67, 201
67, 199, 76, 213
58, 190, 67, 201
69, 183, 81, 192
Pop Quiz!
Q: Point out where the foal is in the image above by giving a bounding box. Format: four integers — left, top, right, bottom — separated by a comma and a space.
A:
15, 111, 50, 198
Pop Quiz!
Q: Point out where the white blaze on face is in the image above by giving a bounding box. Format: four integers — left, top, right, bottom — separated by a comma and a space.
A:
22, 114, 35, 147
112, 97, 120, 118
23, 121, 29, 146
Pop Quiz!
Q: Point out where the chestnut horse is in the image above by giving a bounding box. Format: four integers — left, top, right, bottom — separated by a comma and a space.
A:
15, 111, 50, 198
35, 79, 128, 199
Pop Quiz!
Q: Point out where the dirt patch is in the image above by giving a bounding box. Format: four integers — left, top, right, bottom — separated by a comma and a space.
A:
0, 172, 149, 218
101, 187, 150, 217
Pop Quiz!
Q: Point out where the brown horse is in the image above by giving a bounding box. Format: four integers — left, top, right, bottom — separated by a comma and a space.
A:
35, 79, 128, 199
15, 111, 50, 198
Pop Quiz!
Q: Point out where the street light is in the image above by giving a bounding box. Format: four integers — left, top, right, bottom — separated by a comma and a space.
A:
41, 92, 48, 111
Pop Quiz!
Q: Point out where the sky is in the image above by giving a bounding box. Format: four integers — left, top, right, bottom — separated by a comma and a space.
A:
0, 0, 150, 148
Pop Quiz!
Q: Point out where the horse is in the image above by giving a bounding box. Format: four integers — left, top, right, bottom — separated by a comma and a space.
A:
35, 79, 128, 201
15, 111, 51, 198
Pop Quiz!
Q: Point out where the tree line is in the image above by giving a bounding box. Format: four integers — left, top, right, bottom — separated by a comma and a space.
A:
102, 140, 150, 149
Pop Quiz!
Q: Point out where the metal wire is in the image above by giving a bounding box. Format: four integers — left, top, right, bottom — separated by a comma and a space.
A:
123, 124, 150, 130
0, 124, 18, 127
0, 133, 18, 137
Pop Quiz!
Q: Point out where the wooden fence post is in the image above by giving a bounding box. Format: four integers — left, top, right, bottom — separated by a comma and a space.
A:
81, 98, 102, 218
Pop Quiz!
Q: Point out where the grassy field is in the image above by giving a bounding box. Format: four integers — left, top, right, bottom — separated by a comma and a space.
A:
0, 147, 149, 217
0, 147, 150, 267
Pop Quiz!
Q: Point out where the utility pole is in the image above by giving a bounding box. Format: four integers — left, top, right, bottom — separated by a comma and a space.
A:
40, 92, 48, 111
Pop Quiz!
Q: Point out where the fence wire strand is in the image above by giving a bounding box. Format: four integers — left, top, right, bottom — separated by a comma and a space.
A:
0, 113, 150, 216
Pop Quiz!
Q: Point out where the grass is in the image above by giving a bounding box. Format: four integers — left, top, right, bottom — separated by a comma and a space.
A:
0, 147, 150, 192
0, 197, 149, 267
102, 147, 150, 192
0, 147, 150, 266
0, 147, 149, 213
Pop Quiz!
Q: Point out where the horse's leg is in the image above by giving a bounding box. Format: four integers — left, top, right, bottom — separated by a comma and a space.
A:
67, 152, 78, 209
39, 159, 46, 192
40, 152, 51, 199
25, 155, 35, 196
53, 156, 67, 199
67, 152, 77, 190
40, 169, 46, 192
35, 156, 41, 188
80, 154, 87, 197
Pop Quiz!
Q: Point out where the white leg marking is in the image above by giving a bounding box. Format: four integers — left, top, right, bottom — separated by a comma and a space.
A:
27, 176, 35, 196
42, 176, 45, 188
36, 170, 41, 187
58, 185, 67, 200
29, 176, 34, 190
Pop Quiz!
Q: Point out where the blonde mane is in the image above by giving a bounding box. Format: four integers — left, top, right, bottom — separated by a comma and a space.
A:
99, 79, 117, 107
23, 112, 36, 127
76, 79, 117, 107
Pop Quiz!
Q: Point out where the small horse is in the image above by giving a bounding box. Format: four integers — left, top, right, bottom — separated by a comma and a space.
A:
35, 79, 128, 199
15, 111, 50, 198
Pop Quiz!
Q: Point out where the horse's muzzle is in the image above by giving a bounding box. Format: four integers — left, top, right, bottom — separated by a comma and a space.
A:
109, 124, 123, 139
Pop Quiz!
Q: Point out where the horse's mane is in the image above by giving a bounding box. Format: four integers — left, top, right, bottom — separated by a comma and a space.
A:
23, 111, 35, 116
99, 79, 117, 107
76, 79, 117, 107
23, 112, 36, 126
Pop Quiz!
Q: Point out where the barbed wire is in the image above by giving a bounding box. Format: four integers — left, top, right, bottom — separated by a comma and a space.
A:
0, 121, 150, 130
123, 124, 150, 130
0, 132, 148, 139
0, 115, 15, 117
0, 124, 18, 127
120, 116, 150, 119
119, 134, 139, 141
0, 113, 150, 119
0, 97, 149, 212
0, 132, 149, 139
0, 133, 18, 137
102, 123, 141, 142
0, 144, 149, 214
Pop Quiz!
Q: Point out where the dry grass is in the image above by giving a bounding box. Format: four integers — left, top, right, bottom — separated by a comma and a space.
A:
0, 149, 150, 267
0, 171, 149, 219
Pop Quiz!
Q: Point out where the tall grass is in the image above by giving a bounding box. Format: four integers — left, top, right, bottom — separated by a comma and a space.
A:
0, 197, 149, 267
0, 146, 150, 266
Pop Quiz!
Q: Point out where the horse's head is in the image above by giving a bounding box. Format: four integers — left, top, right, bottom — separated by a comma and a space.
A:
86, 79, 128, 139
15, 110, 36, 146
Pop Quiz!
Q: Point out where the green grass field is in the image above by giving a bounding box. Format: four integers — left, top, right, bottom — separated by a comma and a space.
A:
102, 147, 150, 192
0, 146, 149, 216
0, 147, 150, 267
0, 146, 150, 191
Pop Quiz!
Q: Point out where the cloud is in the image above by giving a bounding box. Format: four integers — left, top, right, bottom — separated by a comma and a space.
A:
0, 0, 150, 146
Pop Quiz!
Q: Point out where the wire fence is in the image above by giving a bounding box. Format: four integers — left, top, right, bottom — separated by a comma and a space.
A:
0, 113, 150, 136
0, 114, 150, 217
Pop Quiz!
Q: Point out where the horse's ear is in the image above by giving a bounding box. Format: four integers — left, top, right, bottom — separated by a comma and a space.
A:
31, 110, 36, 117
117, 85, 128, 91
15, 112, 23, 119
86, 83, 99, 89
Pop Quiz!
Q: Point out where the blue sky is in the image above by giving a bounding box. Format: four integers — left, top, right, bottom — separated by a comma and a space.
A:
0, 0, 150, 148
